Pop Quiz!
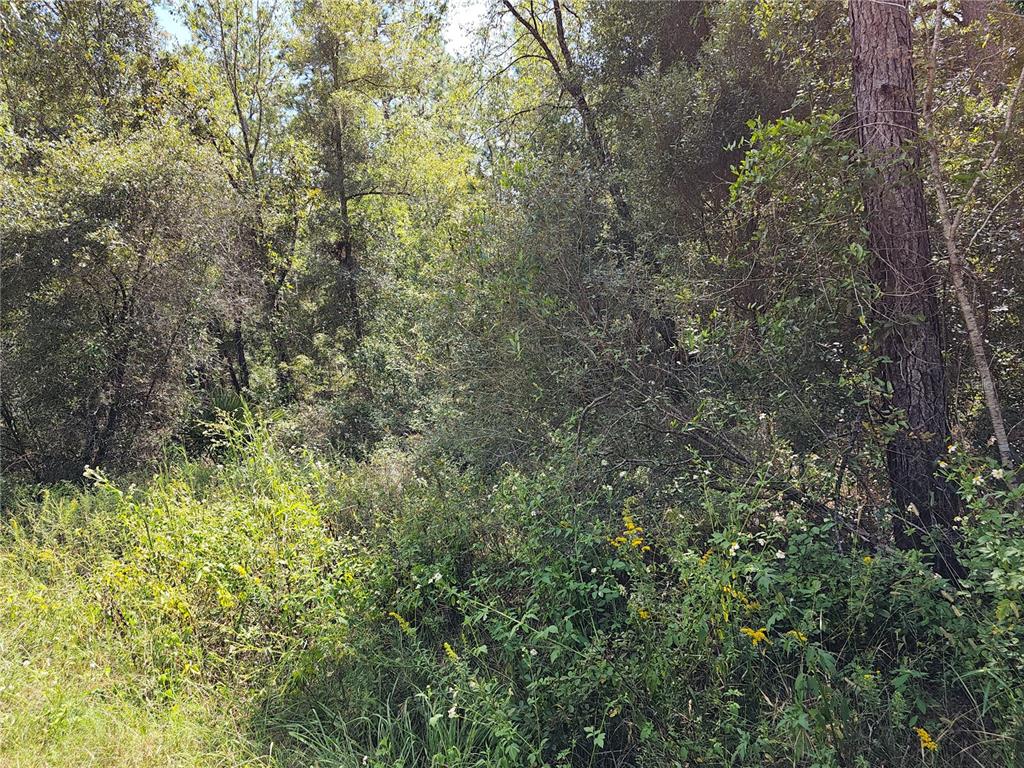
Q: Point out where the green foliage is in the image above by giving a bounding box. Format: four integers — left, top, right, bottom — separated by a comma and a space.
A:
4, 1, 1024, 766
1, 124, 238, 479
4, 426, 1023, 766
0, 0, 162, 138
341, 444, 1022, 766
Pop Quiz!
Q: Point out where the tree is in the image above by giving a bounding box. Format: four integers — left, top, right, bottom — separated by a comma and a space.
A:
0, 126, 237, 480
291, 0, 374, 346
923, 0, 1022, 470
0, 0, 161, 139
848, 0, 960, 574
180, 0, 294, 393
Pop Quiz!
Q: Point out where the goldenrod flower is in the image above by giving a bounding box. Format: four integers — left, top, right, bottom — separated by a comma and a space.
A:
914, 727, 938, 752
785, 629, 807, 643
611, 511, 646, 550
389, 611, 413, 635
443, 642, 459, 662
740, 626, 769, 646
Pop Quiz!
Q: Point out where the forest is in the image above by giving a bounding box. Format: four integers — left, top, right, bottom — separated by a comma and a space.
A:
2, 0, 1024, 765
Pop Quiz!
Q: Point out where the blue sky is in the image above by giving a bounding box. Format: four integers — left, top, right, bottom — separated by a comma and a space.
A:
153, 0, 487, 55
444, 0, 487, 55
153, 4, 191, 46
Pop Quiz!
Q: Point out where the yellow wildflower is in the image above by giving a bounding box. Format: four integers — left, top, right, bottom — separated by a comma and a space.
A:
914, 727, 938, 752
863, 555, 873, 565
216, 587, 237, 609
637, 608, 651, 621
740, 626, 769, 646
389, 611, 413, 635
785, 629, 808, 643
443, 642, 459, 663
611, 511, 646, 550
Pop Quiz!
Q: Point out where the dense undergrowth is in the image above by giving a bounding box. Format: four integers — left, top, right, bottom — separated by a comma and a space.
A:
2, 416, 1023, 767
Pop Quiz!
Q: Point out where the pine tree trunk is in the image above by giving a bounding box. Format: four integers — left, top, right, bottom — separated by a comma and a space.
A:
849, 0, 961, 576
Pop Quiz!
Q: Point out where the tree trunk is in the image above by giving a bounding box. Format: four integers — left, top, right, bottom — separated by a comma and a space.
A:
233, 318, 250, 391
849, 0, 961, 576
329, 48, 362, 346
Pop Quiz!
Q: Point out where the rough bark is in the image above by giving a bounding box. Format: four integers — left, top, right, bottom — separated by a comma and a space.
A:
849, 0, 961, 575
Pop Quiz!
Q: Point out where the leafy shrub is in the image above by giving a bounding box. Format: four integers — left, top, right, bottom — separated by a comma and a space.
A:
290, 437, 1024, 767
3, 421, 1023, 766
